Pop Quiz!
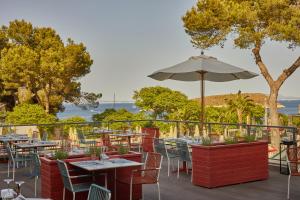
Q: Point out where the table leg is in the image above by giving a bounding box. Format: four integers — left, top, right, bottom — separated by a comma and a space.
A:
114, 168, 117, 200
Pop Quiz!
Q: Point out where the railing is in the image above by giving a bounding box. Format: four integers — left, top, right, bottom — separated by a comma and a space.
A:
0, 120, 298, 165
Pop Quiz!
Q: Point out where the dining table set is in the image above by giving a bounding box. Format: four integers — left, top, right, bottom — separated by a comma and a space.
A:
92, 129, 148, 149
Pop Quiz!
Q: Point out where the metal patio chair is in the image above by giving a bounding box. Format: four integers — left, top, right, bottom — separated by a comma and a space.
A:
76, 129, 97, 147
154, 138, 178, 176
87, 184, 111, 200
117, 152, 163, 200
6, 144, 32, 180
30, 152, 40, 197
57, 160, 107, 200
176, 140, 192, 181
286, 146, 300, 199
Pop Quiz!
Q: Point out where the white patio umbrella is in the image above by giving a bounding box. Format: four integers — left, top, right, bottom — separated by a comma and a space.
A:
148, 55, 258, 133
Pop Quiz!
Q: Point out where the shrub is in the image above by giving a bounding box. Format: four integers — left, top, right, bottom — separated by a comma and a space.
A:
224, 137, 238, 144
53, 150, 68, 160
201, 137, 212, 146
6, 103, 57, 125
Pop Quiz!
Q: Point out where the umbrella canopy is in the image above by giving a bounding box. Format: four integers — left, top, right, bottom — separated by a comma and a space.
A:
148, 55, 258, 81
148, 55, 258, 134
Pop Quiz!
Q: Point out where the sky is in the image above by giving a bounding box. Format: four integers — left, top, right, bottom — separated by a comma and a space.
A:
1, 0, 300, 102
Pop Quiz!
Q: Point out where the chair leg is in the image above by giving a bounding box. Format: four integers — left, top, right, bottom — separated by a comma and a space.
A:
167, 158, 170, 177
157, 182, 161, 200
130, 181, 133, 200
35, 176, 37, 197
287, 175, 291, 199
191, 164, 193, 183
186, 162, 189, 175
63, 188, 65, 200
73, 192, 75, 200
7, 161, 10, 177
177, 160, 180, 179
13, 162, 15, 180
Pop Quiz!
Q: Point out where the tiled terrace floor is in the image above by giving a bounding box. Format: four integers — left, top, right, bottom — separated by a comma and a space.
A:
0, 160, 299, 200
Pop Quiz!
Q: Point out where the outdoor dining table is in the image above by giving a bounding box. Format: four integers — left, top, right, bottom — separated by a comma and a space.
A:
0, 135, 29, 143
70, 158, 143, 200
109, 132, 148, 148
14, 141, 58, 153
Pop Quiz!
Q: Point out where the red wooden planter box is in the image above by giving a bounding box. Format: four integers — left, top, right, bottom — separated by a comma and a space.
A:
41, 152, 142, 200
141, 127, 159, 152
41, 155, 93, 200
107, 151, 142, 200
192, 140, 269, 188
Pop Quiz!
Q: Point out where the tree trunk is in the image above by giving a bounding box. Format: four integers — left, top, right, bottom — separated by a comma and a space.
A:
269, 87, 280, 148
246, 115, 251, 125
237, 109, 243, 132
252, 44, 300, 149
44, 92, 50, 114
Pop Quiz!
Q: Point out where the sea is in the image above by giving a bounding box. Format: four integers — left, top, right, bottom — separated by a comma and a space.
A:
57, 100, 300, 121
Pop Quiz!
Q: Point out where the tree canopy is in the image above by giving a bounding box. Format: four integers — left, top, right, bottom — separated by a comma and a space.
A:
6, 103, 57, 125
133, 86, 188, 119
182, 0, 300, 147
0, 20, 99, 114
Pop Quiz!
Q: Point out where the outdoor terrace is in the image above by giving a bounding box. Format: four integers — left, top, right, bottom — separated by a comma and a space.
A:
0, 160, 299, 200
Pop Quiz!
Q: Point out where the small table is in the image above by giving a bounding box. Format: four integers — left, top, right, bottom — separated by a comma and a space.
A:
70, 158, 143, 200
15, 141, 58, 152
111, 133, 148, 148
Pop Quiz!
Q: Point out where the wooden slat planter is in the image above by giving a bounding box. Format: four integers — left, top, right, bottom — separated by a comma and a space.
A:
192, 140, 269, 188
41, 152, 142, 200
41, 155, 93, 200
107, 151, 142, 200
141, 127, 159, 152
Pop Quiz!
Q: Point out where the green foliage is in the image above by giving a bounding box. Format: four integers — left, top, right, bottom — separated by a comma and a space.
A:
0, 20, 94, 114
279, 113, 289, 126
60, 116, 87, 137
6, 103, 57, 125
292, 117, 300, 127
118, 145, 129, 155
53, 150, 68, 160
88, 146, 102, 157
92, 108, 116, 122
224, 137, 238, 144
225, 91, 255, 124
201, 137, 212, 146
133, 86, 188, 119
104, 109, 135, 130
244, 134, 256, 143
182, 0, 300, 49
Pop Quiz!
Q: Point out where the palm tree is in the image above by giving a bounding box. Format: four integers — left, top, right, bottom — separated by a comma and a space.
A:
225, 91, 255, 125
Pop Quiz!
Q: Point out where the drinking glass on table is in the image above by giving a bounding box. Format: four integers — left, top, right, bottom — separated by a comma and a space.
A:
3, 179, 14, 199
100, 153, 109, 163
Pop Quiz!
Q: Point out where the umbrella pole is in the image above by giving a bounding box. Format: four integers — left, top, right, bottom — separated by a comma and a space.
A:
200, 72, 205, 136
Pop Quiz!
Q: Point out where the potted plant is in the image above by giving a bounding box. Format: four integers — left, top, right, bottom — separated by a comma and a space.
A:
192, 136, 268, 188
141, 121, 160, 152
87, 146, 102, 160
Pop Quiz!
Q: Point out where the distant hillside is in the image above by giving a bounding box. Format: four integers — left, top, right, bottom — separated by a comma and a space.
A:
194, 93, 284, 108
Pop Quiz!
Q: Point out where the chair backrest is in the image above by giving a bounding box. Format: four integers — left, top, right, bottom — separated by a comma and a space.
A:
42, 132, 48, 141
5, 144, 14, 162
76, 129, 86, 143
144, 152, 163, 181
153, 138, 168, 158
87, 184, 111, 200
176, 140, 191, 162
31, 153, 41, 177
286, 146, 300, 174
56, 160, 73, 192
